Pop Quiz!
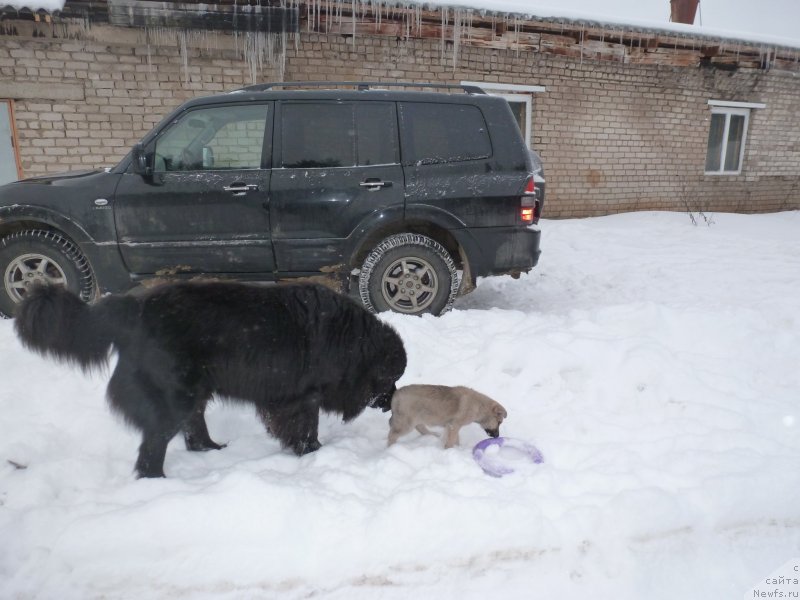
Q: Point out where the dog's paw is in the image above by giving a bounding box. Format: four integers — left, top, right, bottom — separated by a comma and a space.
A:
293, 439, 322, 456
185, 439, 227, 452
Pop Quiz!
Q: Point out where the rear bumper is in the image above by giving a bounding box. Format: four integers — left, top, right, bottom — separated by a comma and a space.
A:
455, 226, 541, 280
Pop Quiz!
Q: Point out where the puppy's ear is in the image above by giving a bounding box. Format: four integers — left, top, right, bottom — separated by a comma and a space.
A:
493, 403, 507, 421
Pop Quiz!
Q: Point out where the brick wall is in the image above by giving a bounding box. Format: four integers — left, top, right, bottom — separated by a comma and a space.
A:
1, 21, 799, 217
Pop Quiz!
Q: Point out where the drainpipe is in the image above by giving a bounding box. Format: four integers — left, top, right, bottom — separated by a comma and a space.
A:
670, 0, 699, 24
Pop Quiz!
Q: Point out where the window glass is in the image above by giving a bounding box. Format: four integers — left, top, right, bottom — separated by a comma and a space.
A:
154, 104, 267, 172
704, 113, 725, 172
281, 103, 355, 168
357, 103, 398, 165
400, 102, 492, 165
724, 114, 746, 172
508, 101, 526, 136
705, 106, 752, 175
0, 100, 21, 185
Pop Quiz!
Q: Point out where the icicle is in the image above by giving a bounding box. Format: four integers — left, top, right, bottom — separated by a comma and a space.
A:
130, 7, 293, 90
351, 0, 356, 46
178, 29, 189, 86
441, 7, 448, 63
452, 8, 462, 71
144, 26, 153, 73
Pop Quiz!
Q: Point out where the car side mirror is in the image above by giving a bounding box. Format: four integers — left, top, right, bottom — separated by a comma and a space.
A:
131, 143, 152, 180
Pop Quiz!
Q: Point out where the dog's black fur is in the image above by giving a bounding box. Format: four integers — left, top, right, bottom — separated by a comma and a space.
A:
14, 281, 406, 478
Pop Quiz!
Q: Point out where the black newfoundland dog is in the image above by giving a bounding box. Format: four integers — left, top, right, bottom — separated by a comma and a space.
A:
15, 281, 406, 478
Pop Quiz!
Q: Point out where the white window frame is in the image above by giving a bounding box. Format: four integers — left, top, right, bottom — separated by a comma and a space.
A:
0, 99, 23, 184
499, 93, 532, 148
461, 81, 545, 149
704, 100, 764, 176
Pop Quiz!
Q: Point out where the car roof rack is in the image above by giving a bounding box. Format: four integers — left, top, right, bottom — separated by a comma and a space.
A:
235, 81, 487, 95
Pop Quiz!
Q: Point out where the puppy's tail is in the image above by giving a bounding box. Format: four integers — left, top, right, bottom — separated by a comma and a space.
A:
14, 284, 137, 372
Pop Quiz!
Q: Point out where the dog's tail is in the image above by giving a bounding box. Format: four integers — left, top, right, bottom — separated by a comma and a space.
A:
14, 284, 138, 372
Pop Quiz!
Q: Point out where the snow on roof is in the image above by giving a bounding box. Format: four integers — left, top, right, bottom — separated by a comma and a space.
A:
2, 0, 798, 50
414, 0, 800, 49
2, 0, 65, 10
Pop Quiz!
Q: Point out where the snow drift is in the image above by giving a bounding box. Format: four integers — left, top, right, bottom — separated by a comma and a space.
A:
1, 211, 799, 599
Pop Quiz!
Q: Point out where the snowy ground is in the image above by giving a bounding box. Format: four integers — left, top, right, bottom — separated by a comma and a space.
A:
1, 211, 799, 599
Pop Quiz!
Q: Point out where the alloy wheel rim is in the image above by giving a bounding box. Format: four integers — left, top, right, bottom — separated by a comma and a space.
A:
380, 256, 438, 313
4, 253, 67, 303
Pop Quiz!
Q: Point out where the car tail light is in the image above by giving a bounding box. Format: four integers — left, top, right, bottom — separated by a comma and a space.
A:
524, 177, 536, 195
520, 207, 535, 223
520, 176, 540, 224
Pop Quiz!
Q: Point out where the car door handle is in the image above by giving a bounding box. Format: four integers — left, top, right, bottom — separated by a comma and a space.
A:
359, 180, 391, 191
223, 183, 260, 196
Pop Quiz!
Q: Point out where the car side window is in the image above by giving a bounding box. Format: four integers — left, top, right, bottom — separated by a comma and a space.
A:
399, 102, 492, 165
153, 104, 268, 172
356, 103, 399, 166
280, 102, 399, 168
281, 103, 355, 168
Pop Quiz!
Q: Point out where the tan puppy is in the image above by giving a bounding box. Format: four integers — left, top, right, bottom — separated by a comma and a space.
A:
388, 384, 508, 449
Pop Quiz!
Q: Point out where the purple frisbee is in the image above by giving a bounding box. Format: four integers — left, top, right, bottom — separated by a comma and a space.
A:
472, 437, 544, 477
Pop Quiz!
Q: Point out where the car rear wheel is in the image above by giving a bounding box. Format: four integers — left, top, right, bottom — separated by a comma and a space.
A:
0, 230, 95, 318
358, 233, 458, 316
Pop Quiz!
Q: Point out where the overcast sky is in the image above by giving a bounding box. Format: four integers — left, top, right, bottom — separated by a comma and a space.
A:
534, 0, 800, 42
10, 0, 800, 45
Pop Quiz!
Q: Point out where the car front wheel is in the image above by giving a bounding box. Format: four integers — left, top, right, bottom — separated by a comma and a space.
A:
0, 230, 95, 318
358, 233, 458, 316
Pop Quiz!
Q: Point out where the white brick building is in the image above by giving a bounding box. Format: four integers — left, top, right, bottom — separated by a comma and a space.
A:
1, 0, 799, 217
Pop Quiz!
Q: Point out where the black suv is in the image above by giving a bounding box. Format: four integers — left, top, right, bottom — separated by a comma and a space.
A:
0, 82, 544, 317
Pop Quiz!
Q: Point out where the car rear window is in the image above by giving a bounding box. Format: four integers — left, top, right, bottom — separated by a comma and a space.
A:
399, 102, 492, 166
281, 103, 355, 168
280, 102, 399, 168
356, 103, 399, 166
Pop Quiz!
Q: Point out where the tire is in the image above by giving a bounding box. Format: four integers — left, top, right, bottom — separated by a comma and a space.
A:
0, 230, 95, 318
358, 233, 458, 316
